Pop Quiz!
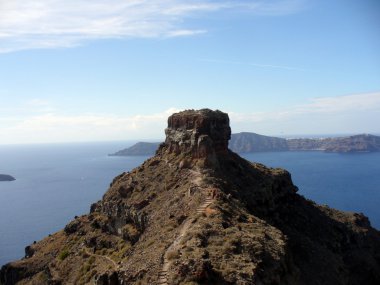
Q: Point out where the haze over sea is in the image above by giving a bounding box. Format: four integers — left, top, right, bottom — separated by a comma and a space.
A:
1, 142, 380, 266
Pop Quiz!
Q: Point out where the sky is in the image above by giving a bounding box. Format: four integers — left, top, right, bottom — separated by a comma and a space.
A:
0, 0, 379, 144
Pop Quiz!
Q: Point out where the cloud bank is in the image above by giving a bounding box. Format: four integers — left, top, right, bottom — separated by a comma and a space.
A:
1, 92, 379, 144
229, 92, 380, 135
0, 0, 306, 53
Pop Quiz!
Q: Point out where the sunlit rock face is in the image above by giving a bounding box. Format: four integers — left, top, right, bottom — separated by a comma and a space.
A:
164, 109, 231, 159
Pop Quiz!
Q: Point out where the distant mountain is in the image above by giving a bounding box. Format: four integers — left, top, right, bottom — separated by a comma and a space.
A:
109, 142, 160, 156
287, 134, 380, 153
110, 133, 380, 156
0, 174, 15, 182
229, 132, 288, 152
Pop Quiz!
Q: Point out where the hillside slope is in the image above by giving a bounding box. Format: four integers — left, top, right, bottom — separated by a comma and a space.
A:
2, 109, 379, 285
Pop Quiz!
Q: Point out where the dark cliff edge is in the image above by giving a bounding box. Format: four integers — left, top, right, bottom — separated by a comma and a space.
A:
111, 133, 380, 156
0, 174, 15, 182
2, 109, 380, 285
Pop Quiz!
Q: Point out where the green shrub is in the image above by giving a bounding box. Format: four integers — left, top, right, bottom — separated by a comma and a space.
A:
88, 256, 95, 265
58, 249, 69, 261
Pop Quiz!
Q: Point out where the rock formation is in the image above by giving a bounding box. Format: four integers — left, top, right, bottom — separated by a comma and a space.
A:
1, 109, 380, 285
164, 109, 231, 162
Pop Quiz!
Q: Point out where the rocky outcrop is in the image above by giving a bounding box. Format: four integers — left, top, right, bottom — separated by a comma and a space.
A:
0, 174, 15, 182
164, 109, 231, 158
2, 109, 380, 285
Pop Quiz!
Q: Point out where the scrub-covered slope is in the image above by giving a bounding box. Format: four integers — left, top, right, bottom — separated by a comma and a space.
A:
2, 109, 380, 285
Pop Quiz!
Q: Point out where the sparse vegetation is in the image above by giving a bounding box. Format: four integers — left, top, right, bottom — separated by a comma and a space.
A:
58, 249, 69, 261
4, 109, 380, 285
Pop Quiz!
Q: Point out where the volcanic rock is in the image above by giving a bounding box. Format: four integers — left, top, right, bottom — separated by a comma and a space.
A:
164, 109, 231, 158
1, 109, 380, 285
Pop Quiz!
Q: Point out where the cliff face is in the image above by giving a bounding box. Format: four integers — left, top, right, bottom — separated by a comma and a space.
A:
231, 133, 380, 153
287, 134, 380, 152
2, 109, 380, 285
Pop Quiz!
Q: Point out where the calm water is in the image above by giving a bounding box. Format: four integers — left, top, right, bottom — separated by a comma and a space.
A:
0, 142, 146, 266
244, 151, 380, 228
0, 144, 379, 266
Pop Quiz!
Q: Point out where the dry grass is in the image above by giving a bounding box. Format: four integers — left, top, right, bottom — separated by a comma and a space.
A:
166, 249, 180, 260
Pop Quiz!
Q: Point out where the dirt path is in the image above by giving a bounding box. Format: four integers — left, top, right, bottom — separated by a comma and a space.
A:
84, 248, 118, 269
158, 169, 213, 285
189, 169, 203, 187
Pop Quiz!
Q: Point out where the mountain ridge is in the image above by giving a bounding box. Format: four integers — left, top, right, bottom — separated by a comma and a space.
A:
110, 133, 380, 156
1, 109, 379, 285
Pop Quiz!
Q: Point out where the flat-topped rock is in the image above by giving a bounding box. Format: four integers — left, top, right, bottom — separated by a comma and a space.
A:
164, 109, 231, 158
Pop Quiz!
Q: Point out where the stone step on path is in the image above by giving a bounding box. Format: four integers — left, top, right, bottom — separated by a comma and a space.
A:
196, 198, 214, 214
158, 270, 168, 285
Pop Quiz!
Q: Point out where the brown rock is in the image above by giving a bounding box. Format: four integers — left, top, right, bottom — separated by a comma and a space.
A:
164, 109, 231, 159
2, 109, 380, 285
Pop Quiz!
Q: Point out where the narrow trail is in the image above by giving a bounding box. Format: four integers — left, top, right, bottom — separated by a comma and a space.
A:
157, 169, 214, 285
189, 169, 203, 187
84, 248, 118, 270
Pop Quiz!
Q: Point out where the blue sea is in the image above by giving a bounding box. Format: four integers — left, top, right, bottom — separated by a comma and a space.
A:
1, 143, 380, 266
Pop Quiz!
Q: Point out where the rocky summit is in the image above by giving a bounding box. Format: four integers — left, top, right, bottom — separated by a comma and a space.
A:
1, 109, 380, 285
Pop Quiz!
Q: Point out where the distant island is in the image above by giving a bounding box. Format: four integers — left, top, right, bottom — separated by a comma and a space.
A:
110, 133, 380, 156
232, 133, 380, 153
0, 174, 15, 182
109, 142, 160, 156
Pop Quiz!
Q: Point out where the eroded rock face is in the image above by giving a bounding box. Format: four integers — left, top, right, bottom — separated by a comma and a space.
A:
164, 109, 231, 158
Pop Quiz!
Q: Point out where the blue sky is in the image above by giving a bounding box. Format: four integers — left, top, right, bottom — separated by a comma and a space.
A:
0, 0, 379, 144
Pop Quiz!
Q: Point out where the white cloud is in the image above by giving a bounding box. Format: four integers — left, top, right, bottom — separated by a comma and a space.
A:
2, 92, 379, 144
0, 0, 307, 53
166, 29, 206, 37
0, 98, 56, 115
228, 92, 380, 136
230, 92, 380, 123
1, 108, 182, 144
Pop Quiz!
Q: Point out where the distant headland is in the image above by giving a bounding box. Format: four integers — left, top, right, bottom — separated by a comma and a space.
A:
109, 142, 160, 156
110, 133, 380, 156
0, 174, 15, 182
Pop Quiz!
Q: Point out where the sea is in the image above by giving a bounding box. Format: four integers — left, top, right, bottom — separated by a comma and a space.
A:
1, 142, 380, 266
